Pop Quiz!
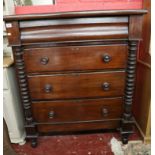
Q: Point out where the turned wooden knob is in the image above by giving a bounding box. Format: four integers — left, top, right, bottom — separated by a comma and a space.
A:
102, 54, 111, 63
40, 57, 49, 65
102, 82, 110, 91
48, 111, 55, 119
44, 84, 52, 93
102, 108, 109, 117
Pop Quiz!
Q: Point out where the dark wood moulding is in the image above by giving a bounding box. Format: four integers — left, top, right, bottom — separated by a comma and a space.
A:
4, 10, 147, 21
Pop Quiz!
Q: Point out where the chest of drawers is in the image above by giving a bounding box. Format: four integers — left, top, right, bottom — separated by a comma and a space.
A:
4, 10, 147, 147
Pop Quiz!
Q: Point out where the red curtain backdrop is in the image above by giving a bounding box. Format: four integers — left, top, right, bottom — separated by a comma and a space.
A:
15, 0, 143, 14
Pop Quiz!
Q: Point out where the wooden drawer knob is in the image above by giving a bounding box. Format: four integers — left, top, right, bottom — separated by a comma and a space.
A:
102, 54, 111, 63
102, 82, 110, 91
40, 57, 49, 65
102, 108, 109, 117
48, 111, 55, 119
44, 84, 52, 93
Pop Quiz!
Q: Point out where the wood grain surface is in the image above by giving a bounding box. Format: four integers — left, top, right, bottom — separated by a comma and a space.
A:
28, 71, 126, 100
24, 45, 128, 73
32, 97, 123, 123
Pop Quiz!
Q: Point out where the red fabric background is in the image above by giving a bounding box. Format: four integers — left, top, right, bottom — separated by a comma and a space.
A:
15, 0, 143, 15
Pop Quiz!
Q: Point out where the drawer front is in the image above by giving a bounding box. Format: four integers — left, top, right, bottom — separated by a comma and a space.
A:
20, 16, 128, 44
32, 98, 123, 123
23, 45, 128, 73
37, 121, 120, 133
28, 72, 125, 100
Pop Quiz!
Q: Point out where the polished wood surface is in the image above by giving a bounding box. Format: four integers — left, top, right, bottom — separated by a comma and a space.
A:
4, 10, 147, 21
20, 17, 128, 43
28, 71, 126, 100
129, 15, 143, 40
24, 45, 128, 73
3, 10, 147, 146
20, 16, 128, 28
138, 0, 151, 64
132, 0, 151, 143
32, 98, 123, 123
133, 62, 151, 141
4, 10, 147, 46
37, 121, 120, 133
5, 21, 21, 46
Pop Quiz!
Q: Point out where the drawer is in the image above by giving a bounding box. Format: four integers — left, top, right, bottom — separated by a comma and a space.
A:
37, 121, 120, 133
32, 98, 123, 123
28, 71, 126, 100
23, 45, 128, 73
20, 16, 128, 44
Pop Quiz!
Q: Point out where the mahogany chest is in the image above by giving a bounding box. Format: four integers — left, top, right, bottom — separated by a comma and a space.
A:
4, 10, 147, 147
